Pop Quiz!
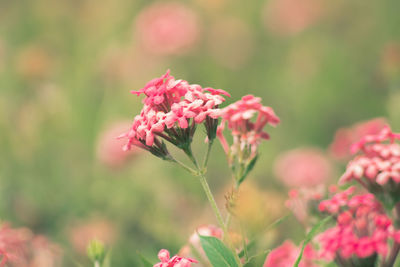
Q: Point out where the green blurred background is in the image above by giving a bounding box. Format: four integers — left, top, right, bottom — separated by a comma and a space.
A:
1, 0, 400, 265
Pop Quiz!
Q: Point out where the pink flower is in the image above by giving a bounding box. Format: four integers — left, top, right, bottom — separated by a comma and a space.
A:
217, 95, 279, 161
264, 240, 316, 267
329, 118, 387, 160
96, 121, 139, 168
262, 0, 323, 36
135, 3, 200, 56
317, 191, 393, 263
154, 249, 197, 267
121, 70, 229, 159
274, 148, 333, 188
338, 126, 400, 197
0, 224, 31, 266
0, 223, 61, 267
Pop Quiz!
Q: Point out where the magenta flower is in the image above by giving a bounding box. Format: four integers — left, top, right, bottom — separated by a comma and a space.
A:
339, 126, 400, 204
154, 249, 197, 267
264, 240, 317, 267
217, 95, 279, 161
318, 190, 394, 263
135, 3, 200, 56
120, 70, 229, 160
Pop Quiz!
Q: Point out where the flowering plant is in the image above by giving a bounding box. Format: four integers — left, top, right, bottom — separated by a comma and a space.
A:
118, 71, 400, 267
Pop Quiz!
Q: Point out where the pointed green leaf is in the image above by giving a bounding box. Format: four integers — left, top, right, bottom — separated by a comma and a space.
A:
200, 235, 239, 267
238, 155, 258, 185
137, 251, 154, 267
294, 216, 332, 267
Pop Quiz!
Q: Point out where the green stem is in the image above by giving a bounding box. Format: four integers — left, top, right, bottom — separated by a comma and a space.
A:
171, 157, 198, 175
240, 222, 249, 262
202, 139, 214, 169
198, 173, 243, 267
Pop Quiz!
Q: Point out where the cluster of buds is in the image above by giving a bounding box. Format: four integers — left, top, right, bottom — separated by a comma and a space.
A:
154, 249, 197, 267
217, 95, 279, 185
120, 70, 230, 160
317, 188, 398, 266
339, 126, 400, 208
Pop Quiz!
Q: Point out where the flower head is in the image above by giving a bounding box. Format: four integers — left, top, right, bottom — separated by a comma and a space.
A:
274, 147, 333, 188
121, 70, 229, 160
217, 95, 279, 162
135, 3, 200, 56
338, 126, 400, 205
0, 224, 30, 266
317, 190, 394, 262
154, 249, 197, 267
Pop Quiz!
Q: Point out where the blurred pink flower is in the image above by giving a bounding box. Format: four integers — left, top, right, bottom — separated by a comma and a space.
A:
0, 224, 30, 266
264, 240, 316, 267
274, 148, 333, 188
262, 0, 322, 36
154, 249, 197, 267
16, 44, 53, 81
68, 219, 116, 254
207, 17, 255, 69
0, 223, 61, 267
97, 121, 139, 168
135, 2, 200, 56
329, 118, 387, 160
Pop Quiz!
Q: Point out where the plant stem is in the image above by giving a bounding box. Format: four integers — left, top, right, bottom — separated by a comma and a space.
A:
384, 242, 400, 267
202, 139, 214, 169
198, 173, 243, 267
94, 261, 100, 267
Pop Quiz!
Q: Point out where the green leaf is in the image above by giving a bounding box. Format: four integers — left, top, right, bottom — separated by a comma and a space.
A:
137, 251, 154, 267
238, 155, 258, 185
294, 216, 332, 267
200, 235, 239, 267
238, 214, 290, 258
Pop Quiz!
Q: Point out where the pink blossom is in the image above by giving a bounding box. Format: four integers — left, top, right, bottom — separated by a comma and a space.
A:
154, 249, 197, 267
121, 70, 229, 159
135, 3, 200, 56
264, 240, 316, 267
217, 95, 279, 161
274, 147, 333, 188
0, 224, 31, 266
338, 126, 400, 193
329, 118, 387, 160
96, 121, 139, 168
317, 191, 393, 262
262, 0, 323, 36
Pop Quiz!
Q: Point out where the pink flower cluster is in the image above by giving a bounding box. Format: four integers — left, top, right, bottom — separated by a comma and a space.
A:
339, 126, 400, 187
318, 189, 394, 261
154, 249, 197, 267
217, 95, 279, 158
121, 70, 229, 156
264, 240, 316, 267
274, 148, 333, 188
329, 118, 387, 160
0, 224, 29, 266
